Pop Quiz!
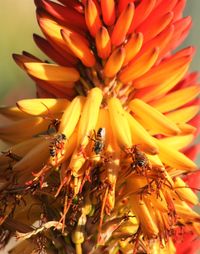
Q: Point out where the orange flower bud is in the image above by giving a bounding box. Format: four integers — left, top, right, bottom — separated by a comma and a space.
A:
85, 0, 102, 37
61, 29, 96, 67
100, 0, 115, 26
123, 32, 143, 66
111, 3, 135, 46
95, 26, 111, 59
104, 47, 125, 78
119, 47, 159, 83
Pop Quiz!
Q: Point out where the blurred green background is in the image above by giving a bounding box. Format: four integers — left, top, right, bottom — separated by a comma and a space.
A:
0, 0, 199, 104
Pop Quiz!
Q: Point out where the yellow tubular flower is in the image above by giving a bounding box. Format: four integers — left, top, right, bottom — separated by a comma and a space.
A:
125, 112, 158, 155
13, 139, 50, 173
1, 1, 200, 254
24, 62, 80, 82
108, 97, 132, 149
77, 87, 103, 147
59, 96, 85, 139
17, 98, 70, 116
0, 117, 50, 143
0, 106, 31, 120
129, 99, 181, 136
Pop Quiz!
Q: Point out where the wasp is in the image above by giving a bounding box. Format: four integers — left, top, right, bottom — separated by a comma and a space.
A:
131, 146, 149, 170
124, 146, 150, 179
89, 128, 106, 155
126, 146, 149, 172
49, 133, 66, 158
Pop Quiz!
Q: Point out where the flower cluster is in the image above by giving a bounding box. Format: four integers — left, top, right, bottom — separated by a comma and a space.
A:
0, 0, 200, 253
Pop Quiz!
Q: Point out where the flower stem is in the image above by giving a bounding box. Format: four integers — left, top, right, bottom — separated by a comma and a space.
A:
75, 243, 82, 254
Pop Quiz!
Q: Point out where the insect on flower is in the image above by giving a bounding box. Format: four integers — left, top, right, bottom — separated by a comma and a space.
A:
126, 146, 149, 175
131, 146, 149, 169
49, 133, 67, 158
89, 128, 106, 155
